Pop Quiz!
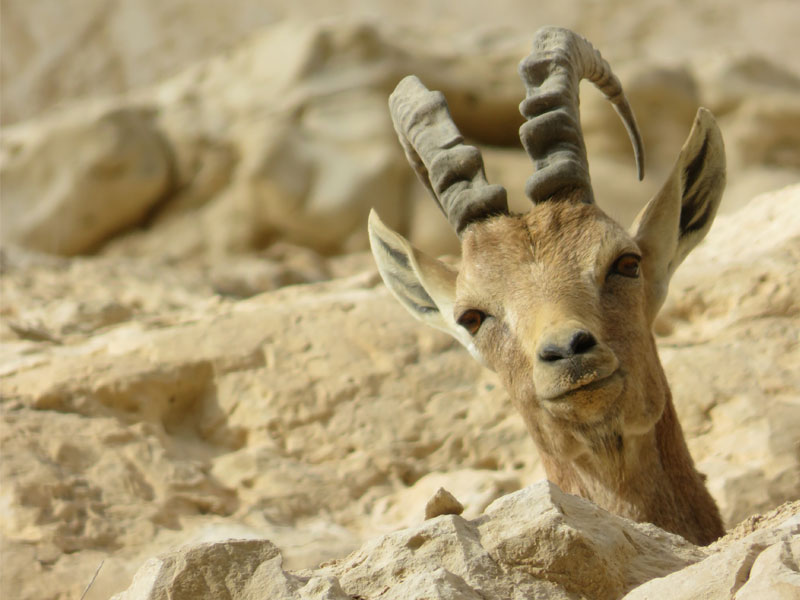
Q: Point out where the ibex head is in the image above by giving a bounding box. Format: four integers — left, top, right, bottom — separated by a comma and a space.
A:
369, 27, 725, 456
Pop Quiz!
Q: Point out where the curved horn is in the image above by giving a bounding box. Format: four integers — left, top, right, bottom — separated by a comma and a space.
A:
519, 26, 645, 204
389, 75, 508, 235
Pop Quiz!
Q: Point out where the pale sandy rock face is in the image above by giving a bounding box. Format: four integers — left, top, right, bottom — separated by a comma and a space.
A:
0, 269, 527, 599
110, 488, 800, 600
622, 501, 800, 600
2, 185, 799, 600
2, 6, 800, 600
657, 185, 800, 527
1, 20, 527, 258
4, 0, 799, 126
0, 107, 172, 255
111, 482, 710, 600
733, 535, 800, 600
3, 17, 800, 259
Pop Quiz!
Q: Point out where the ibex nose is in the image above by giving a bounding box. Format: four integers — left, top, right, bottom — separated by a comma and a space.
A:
538, 329, 598, 363
533, 324, 619, 399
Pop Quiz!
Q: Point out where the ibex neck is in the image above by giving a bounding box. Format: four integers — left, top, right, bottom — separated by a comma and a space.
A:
537, 393, 724, 545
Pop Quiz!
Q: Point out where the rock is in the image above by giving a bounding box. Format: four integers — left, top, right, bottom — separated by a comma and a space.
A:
424, 488, 465, 520
1, 20, 530, 260
658, 185, 800, 528
0, 268, 524, 598
0, 0, 279, 125
5, 0, 800, 127
111, 539, 305, 600
4, 17, 798, 259
111, 485, 799, 600
112, 481, 709, 600
372, 568, 485, 600
370, 469, 524, 534
2, 184, 799, 600
734, 535, 800, 600
2, 7, 800, 599
106, 497, 800, 600
208, 244, 331, 298
692, 53, 800, 117
471, 483, 703, 600
726, 96, 800, 171
622, 501, 800, 600
0, 107, 172, 255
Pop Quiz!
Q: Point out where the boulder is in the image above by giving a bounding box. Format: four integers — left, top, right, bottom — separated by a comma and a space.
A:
111, 482, 709, 600
623, 501, 800, 599
0, 107, 172, 255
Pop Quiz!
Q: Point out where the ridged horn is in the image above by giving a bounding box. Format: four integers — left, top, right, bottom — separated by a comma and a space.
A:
389, 75, 508, 235
519, 26, 645, 204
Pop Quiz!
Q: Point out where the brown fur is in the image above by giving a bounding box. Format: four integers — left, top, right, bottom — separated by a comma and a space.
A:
455, 203, 724, 545
369, 106, 727, 546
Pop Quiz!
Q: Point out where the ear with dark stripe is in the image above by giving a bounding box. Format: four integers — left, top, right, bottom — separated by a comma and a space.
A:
631, 108, 726, 320
368, 210, 476, 351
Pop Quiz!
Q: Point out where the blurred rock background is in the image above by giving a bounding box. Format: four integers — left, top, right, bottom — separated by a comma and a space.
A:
1, 1, 798, 599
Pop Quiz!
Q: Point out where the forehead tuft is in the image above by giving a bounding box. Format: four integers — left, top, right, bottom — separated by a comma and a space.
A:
462, 215, 531, 258
524, 202, 625, 251
461, 202, 629, 264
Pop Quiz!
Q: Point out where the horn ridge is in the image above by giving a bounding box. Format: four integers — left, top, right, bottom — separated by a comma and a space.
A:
389, 75, 508, 235
519, 26, 645, 204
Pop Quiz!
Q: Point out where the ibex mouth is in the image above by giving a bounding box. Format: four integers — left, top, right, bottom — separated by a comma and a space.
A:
539, 369, 623, 402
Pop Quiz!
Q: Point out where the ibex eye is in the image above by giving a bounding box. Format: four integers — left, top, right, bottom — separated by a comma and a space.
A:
611, 253, 641, 278
457, 309, 486, 335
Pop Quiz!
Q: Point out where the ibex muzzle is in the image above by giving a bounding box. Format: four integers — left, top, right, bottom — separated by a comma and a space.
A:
535, 325, 618, 398
369, 26, 726, 545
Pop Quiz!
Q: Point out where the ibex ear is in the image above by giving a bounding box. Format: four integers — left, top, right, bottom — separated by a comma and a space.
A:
631, 108, 726, 320
368, 210, 477, 353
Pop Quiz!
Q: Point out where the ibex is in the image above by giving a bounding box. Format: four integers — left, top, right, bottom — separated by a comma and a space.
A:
369, 27, 726, 545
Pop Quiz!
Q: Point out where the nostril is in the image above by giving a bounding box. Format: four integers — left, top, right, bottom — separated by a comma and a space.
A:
538, 330, 598, 363
538, 344, 566, 362
570, 330, 597, 355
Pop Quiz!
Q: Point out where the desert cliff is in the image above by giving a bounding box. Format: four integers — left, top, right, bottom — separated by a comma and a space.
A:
1, 2, 799, 598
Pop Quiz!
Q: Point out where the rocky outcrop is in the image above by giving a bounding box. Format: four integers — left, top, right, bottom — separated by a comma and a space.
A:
109, 482, 702, 600
2, 185, 798, 600
625, 501, 800, 599
4, 0, 799, 127
2, 7, 800, 599
0, 107, 173, 255
1, 20, 527, 258
657, 185, 800, 527
3, 19, 799, 259
110, 484, 799, 600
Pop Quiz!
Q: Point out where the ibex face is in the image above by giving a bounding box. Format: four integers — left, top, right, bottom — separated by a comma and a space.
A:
369, 27, 726, 541
454, 203, 663, 437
